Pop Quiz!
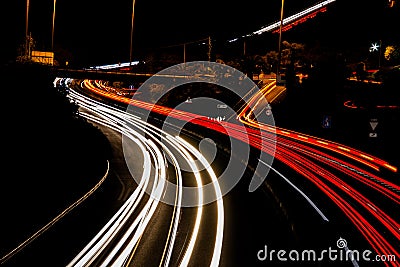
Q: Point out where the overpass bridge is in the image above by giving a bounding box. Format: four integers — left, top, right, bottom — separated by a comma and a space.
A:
54, 67, 155, 84
228, 0, 336, 42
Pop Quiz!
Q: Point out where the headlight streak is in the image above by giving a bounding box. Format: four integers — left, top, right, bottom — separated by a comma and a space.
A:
63, 81, 222, 266
67, 94, 181, 266
175, 136, 224, 267
65, 117, 155, 266
120, 113, 221, 267
122, 124, 182, 267
63, 89, 169, 266
103, 139, 169, 267
114, 104, 222, 266
258, 159, 329, 222
166, 137, 203, 267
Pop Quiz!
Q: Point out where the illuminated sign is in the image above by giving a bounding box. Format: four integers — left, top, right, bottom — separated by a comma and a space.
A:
31, 51, 54, 65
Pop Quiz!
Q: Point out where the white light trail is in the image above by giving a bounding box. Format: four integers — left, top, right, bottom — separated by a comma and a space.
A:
258, 159, 329, 222
61, 80, 224, 267
176, 136, 224, 267
86, 61, 140, 70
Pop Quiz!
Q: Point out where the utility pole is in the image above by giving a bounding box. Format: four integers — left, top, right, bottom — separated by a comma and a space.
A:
51, 0, 56, 52
25, 0, 30, 58
28, 32, 32, 59
207, 36, 212, 61
129, 0, 136, 66
277, 0, 285, 85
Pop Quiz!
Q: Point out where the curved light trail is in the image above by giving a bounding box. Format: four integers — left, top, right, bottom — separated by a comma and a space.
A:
58, 75, 399, 266
238, 81, 400, 266
60, 81, 224, 267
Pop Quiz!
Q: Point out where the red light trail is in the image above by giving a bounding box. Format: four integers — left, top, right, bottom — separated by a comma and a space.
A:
79, 78, 399, 266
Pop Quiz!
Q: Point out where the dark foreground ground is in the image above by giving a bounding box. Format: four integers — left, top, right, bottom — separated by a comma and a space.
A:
0, 63, 112, 263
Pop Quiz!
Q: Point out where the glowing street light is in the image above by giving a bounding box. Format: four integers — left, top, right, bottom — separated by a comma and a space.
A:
369, 42, 379, 52
25, 0, 30, 58
369, 40, 383, 68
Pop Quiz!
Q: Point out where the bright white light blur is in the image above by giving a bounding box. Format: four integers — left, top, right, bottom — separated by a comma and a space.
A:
369, 43, 379, 52
176, 136, 224, 267
86, 61, 140, 70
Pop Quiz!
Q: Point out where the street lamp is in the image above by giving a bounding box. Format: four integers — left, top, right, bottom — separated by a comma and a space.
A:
52, 0, 56, 52
369, 42, 379, 52
129, 0, 136, 66
25, 0, 30, 58
276, 0, 285, 85
369, 40, 382, 69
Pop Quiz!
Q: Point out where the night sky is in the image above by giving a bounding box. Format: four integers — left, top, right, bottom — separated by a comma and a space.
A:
2, 0, 398, 66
